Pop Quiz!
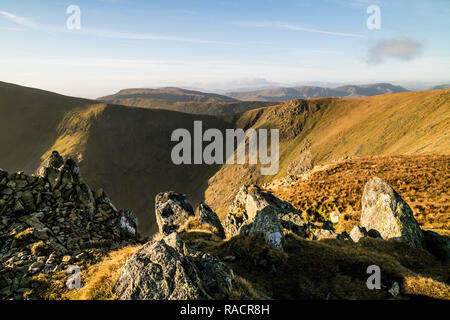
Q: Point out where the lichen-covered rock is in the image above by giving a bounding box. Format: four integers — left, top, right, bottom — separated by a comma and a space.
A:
223, 212, 246, 238
77, 181, 95, 214
117, 210, 139, 239
115, 235, 235, 300
197, 202, 225, 239
350, 226, 368, 243
249, 207, 284, 250
155, 191, 195, 235
224, 184, 303, 238
114, 239, 201, 300
422, 230, 450, 261
361, 177, 424, 248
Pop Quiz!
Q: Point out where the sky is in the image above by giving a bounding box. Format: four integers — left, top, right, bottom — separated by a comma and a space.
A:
0, 0, 449, 98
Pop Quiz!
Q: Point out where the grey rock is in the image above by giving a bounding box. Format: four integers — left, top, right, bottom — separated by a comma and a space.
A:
115, 237, 234, 300
224, 185, 302, 238
197, 202, 225, 239
117, 210, 138, 238
361, 177, 424, 248
388, 282, 400, 297
350, 226, 368, 243
249, 207, 284, 250
155, 191, 194, 235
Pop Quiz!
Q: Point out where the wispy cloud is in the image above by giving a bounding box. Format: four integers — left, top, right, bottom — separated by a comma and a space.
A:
233, 21, 366, 38
368, 38, 423, 64
0, 10, 37, 28
0, 10, 231, 45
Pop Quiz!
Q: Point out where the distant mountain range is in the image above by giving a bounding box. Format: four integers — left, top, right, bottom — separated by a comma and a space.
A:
430, 84, 450, 90
97, 87, 275, 115
226, 83, 409, 101
97, 83, 411, 114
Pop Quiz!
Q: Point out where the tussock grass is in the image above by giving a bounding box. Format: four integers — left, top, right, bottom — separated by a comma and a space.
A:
270, 154, 450, 234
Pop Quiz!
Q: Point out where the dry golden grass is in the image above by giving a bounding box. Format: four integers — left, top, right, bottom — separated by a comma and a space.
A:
270, 154, 449, 235
179, 216, 220, 235
63, 245, 139, 300
33, 246, 139, 300
403, 276, 450, 300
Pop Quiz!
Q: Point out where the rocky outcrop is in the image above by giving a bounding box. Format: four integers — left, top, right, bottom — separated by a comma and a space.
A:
248, 207, 284, 250
197, 202, 225, 239
222, 184, 353, 246
155, 191, 194, 235
361, 177, 424, 248
0, 151, 138, 300
115, 233, 235, 300
224, 185, 303, 238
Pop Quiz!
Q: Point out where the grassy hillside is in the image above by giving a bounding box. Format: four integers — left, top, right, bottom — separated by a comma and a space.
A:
205, 89, 450, 218
226, 83, 408, 101
270, 154, 450, 236
0, 81, 448, 237
0, 81, 93, 173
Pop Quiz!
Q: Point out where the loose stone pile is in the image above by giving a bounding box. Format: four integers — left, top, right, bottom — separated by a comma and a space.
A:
0, 151, 138, 299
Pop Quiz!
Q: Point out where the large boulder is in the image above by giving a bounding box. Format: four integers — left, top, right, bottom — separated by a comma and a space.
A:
361, 177, 424, 248
224, 185, 302, 238
114, 234, 235, 300
248, 207, 284, 250
155, 191, 195, 235
197, 202, 225, 239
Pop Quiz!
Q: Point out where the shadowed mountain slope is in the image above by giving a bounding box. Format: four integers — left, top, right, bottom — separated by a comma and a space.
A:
0, 82, 234, 235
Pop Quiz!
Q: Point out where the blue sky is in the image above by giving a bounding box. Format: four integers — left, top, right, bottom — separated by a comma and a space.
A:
0, 0, 449, 98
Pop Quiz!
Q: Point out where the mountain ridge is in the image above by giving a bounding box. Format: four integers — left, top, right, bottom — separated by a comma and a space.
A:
97, 86, 276, 115
226, 83, 409, 101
